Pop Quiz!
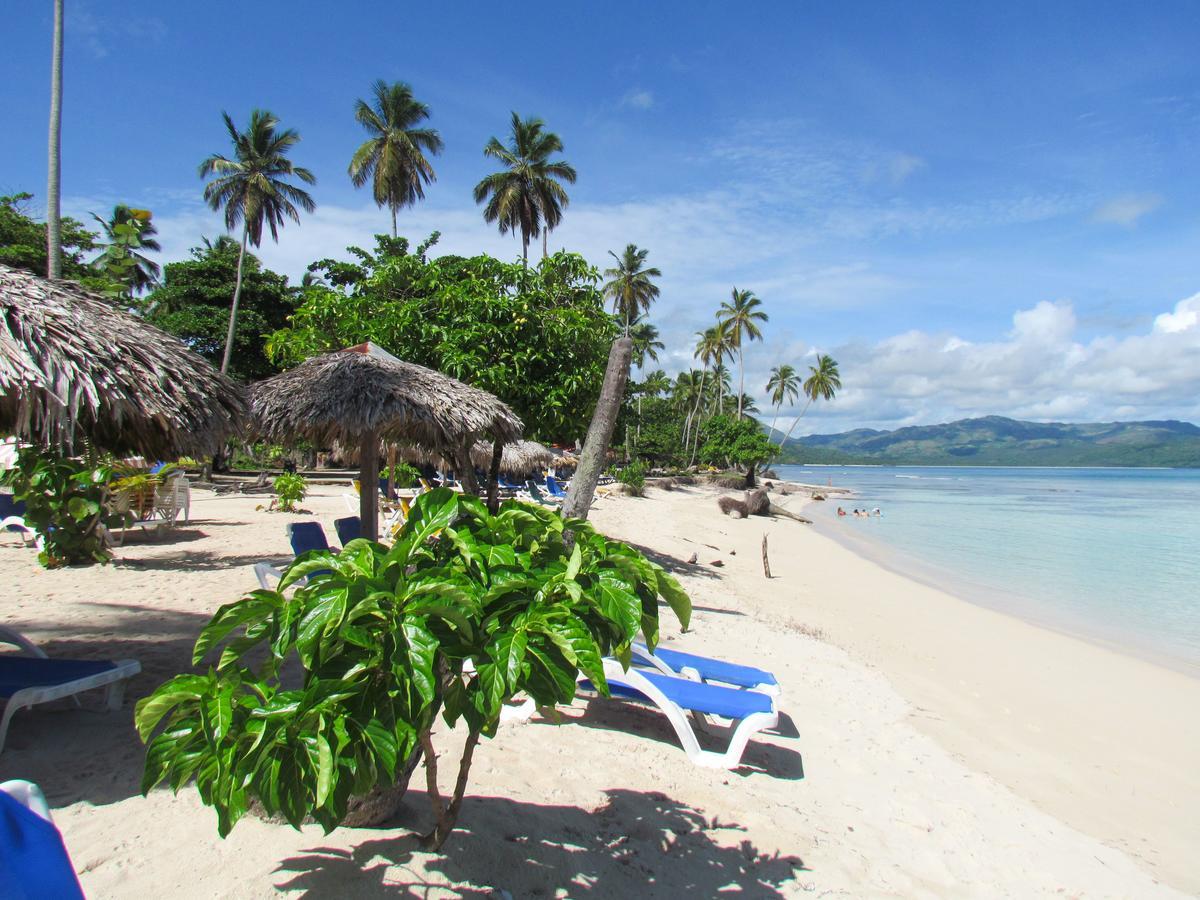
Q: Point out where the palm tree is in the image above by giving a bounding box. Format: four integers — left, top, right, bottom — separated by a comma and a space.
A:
765, 364, 800, 438
473, 113, 576, 265
717, 289, 768, 418
603, 245, 661, 335
91, 205, 162, 294
642, 369, 671, 398
46, 0, 64, 279
348, 80, 443, 237
710, 361, 733, 416
630, 320, 665, 370
780, 354, 842, 445
673, 369, 705, 454
200, 110, 316, 375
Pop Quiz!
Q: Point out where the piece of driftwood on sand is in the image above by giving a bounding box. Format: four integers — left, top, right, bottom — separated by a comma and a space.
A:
0, 264, 246, 458
718, 487, 812, 524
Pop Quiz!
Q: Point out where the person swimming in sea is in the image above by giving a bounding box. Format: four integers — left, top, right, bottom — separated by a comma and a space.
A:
837, 506, 847, 517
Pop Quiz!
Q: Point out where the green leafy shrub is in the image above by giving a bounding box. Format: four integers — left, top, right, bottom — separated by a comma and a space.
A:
0, 447, 130, 568
136, 489, 690, 848
383, 462, 420, 489
271, 472, 307, 512
615, 460, 647, 496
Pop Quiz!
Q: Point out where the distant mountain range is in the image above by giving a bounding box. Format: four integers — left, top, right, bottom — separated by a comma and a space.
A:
772, 416, 1200, 468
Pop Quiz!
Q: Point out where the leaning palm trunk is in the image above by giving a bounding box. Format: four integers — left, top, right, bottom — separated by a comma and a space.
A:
686, 368, 707, 466
562, 336, 633, 520
220, 227, 249, 375
780, 398, 814, 446
45, 0, 64, 279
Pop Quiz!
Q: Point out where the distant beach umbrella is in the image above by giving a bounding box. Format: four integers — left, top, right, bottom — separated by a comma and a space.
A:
0, 264, 246, 458
249, 342, 521, 539
468, 439, 554, 476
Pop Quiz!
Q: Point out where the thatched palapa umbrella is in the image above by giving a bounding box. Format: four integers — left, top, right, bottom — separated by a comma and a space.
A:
250, 343, 521, 539
469, 439, 554, 476
0, 264, 246, 458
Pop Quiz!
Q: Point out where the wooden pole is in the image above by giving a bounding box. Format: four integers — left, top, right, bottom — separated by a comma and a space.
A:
486, 439, 503, 514
359, 428, 380, 541
386, 444, 397, 500
761, 533, 771, 579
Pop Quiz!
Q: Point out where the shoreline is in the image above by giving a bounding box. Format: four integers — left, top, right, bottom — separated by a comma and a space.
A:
805, 497, 1200, 680
682, 484, 1198, 893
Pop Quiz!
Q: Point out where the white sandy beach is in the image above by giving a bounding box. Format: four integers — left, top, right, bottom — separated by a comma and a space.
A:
0, 481, 1196, 898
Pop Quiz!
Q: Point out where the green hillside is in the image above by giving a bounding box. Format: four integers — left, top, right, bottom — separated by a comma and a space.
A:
773, 416, 1200, 467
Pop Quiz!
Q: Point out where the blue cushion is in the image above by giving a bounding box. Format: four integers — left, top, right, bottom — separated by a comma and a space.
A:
0, 791, 85, 899
288, 522, 330, 557
333, 516, 361, 547
646, 647, 778, 689
0, 495, 26, 519
603, 669, 773, 720
0, 658, 119, 699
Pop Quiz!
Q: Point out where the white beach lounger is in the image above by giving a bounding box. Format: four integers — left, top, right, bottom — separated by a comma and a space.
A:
0, 626, 140, 754
584, 658, 780, 769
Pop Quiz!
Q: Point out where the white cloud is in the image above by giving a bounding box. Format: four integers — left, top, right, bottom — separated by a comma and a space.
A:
620, 89, 655, 110
772, 293, 1200, 432
1092, 192, 1163, 226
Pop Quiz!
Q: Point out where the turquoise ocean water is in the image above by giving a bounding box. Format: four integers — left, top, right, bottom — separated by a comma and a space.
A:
773, 465, 1200, 676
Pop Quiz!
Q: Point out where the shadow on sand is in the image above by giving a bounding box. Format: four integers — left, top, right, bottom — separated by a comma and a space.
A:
275, 788, 805, 898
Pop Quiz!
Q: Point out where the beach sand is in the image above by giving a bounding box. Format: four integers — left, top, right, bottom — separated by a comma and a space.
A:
0, 481, 1195, 897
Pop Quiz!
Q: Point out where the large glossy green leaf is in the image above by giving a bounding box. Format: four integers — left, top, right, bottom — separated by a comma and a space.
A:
191, 593, 279, 664
401, 619, 438, 705
653, 566, 692, 631
134, 674, 215, 739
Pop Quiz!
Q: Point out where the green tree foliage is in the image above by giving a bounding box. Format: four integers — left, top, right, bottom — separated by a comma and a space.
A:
136, 489, 690, 848
143, 237, 295, 383
780, 354, 842, 445
474, 113, 576, 264
267, 235, 618, 442
0, 448, 129, 568
89, 205, 162, 298
699, 414, 779, 483
349, 80, 443, 237
0, 193, 97, 278
631, 395, 685, 464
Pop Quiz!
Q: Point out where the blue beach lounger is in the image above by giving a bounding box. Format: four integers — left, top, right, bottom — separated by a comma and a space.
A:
585, 658, 779, 769
0, 780, 85, 898
631, 642, 780, 696
545, 475, 568, 498
0, 627, 140, 754
254, 521, 335, 589
333, 516, 362, 547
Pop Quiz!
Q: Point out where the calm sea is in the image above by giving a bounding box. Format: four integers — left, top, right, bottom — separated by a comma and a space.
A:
773, 465, 1200, 676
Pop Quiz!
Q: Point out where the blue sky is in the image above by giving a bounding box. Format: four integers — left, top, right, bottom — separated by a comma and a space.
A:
4, 1, 1199, 431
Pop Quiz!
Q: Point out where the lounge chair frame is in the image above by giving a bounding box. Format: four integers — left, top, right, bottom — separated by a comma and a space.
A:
0, 626, 140, 754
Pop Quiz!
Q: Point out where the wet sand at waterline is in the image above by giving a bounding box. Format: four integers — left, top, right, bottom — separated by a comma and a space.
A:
0, 482, 1194, 897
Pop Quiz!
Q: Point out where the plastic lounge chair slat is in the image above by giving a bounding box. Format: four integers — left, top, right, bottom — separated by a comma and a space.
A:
646, 647, 778, 690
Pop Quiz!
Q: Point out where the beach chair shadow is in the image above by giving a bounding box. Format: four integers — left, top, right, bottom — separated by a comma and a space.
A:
274, 789, 804, 898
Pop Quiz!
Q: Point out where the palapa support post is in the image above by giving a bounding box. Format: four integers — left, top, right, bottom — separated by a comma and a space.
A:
360, 427, 380, 541
386, 444, 397, 501
486, 439, 503, 514
455, 443, 479, 496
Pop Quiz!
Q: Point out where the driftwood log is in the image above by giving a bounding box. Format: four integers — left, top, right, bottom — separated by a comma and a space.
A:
717, 487, 812, 524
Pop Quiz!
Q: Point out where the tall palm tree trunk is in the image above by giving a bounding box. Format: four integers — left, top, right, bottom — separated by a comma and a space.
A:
737, 346, 745, 418
542, 227, 548, 260
769, 405, 781, 440
220, 227, 250, 375
391, 206, 398, 238
45, 0, 64, 280
521, 230, 529, 266
686, 368, 707, 465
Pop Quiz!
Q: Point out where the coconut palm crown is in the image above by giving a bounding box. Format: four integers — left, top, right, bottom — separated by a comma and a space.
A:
473, 113, 576, 264
780, 354, 842, 444
199, 109, 315, 374
766, 363, 800, 437
603, 244, 661, 335
717, 288, 768, 418
348, 80, 443, 237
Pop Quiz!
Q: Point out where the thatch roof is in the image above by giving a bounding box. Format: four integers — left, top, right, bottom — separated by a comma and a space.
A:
469, 439, 555, 475
0, 265, 247, 458
250, 343, 522, 450
388, 439, 554, 476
